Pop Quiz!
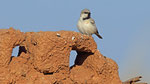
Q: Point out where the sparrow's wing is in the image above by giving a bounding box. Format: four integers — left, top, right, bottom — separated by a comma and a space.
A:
90, 18, 103, 39
89, 18, 95, 24
89, 18, 98, 31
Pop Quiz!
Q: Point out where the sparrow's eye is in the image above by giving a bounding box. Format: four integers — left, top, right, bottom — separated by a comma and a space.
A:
84, 12, 89, 14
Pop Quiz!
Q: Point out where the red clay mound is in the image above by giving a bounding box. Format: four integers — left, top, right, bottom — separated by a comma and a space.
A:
0, 28, 122, 84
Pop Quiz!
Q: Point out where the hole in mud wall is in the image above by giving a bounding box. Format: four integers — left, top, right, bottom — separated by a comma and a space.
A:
69, 50, 77, 67
74, 52, 94, 65
12, 46, 19, 57
11, 46, 27, 57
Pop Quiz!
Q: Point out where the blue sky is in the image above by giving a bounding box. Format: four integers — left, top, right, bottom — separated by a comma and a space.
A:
0, 0, 150, 83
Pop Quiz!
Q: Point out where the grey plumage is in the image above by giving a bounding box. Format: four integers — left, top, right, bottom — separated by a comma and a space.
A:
77, 9, 103, 39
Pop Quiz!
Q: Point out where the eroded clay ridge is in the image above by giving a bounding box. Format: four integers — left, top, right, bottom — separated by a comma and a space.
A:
0, 28, 122, 84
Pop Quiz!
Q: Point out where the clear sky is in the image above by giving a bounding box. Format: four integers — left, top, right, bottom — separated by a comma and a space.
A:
0, 0, 150, 83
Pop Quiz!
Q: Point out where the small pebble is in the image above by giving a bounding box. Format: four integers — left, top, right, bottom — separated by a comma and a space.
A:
56, 33, 61, 37
72, 36, 75, 40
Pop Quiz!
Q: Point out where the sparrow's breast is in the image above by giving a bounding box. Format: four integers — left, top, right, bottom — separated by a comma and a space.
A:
82, 20, 97, 35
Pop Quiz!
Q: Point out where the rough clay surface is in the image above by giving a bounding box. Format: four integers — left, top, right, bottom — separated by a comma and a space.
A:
0, 28, 122, 84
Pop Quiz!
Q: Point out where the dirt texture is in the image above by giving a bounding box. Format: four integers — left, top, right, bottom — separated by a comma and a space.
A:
0, 28, 122, 84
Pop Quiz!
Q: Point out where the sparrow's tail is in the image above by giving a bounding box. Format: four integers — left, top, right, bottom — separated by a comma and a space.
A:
95, 32, 103, 39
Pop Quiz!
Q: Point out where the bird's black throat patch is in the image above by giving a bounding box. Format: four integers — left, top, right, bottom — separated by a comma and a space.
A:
83, 13, 91, 20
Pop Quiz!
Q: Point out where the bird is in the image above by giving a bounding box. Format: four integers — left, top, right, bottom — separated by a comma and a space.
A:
77, 9, 103, 39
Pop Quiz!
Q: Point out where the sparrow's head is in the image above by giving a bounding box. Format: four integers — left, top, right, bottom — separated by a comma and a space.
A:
80, 9, 91, 20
